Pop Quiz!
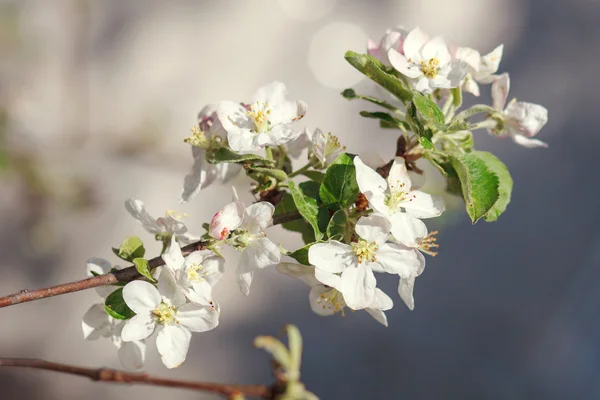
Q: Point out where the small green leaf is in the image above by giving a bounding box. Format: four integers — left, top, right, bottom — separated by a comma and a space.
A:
326, 209, 348, 241
254, 336, 292, 370
412, 91, 446, 129
319, 153, 359, 210
342, 88, 399, 111
419, 136, 434, 150
405, 102, 424, 136
274, 193, 315, 243
288, 181, 326, 240
206, 147, 274, 165
359, 111, 408, 130
450, 152, 501, 223
133, 257, 155, 282
114, 236, 145, 262
248, 166, 288, 182
300, 170, 325, 182
104, 288, 136, 320
481, 153, 513, 222
288, 243, 314, 265
344, 51, 413, 102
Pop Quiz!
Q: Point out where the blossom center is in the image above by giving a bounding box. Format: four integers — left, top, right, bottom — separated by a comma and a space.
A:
384, 183, 415, 213
351, 240, 378, 263
420, 58, 440, 78
318, 288, 346, 316
165, 210, 189, 220
183, 125, 209, 148
152, 302, 179, 326
247, 101, 272, 133
419, 230, 439, 257
325, 133, 344, 158
186, 262, 205, 283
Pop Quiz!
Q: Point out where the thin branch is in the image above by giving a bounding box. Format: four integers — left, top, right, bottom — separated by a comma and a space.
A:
0, 358, 272, 399
0, 212, 301, 308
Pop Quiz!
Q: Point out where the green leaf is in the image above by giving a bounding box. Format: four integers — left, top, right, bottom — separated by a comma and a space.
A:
206, 147, 273, 165
319, 153, 359, 210
341, 88, 399, 111
300, 170, 325, 182
288, 181, 326, 240
248, 166, 288, 182
288, 243, 314, 265
419, 136, 434, 150
104, 288, 136, 320
405, 102, 424, 136
326, 209, 348, 241
359, 111, 408, 130
344, 51, 413, 102
450, 152, 503, 223
114, 236, 145, 262
133, 257, 155, 282
412, 92, 446, 129
274, 193, 315, 243
481, 153, 513, 222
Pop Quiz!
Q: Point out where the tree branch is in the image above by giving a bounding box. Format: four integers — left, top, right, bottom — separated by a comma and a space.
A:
0, 212, 301, 308
0, 358, 272, 398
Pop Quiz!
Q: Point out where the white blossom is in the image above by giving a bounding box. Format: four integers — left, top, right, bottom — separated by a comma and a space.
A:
277, 262, 393, 326
180, 105, 242, 203
208, 188, 281, 295
308, 214, 423, 310
453, 44, 504, 96
162, 235, 224, 306
304, 128, 345, 167
388, 27, 468, 93
367, 26, 409, 66
217, 82, 307, 153
489, 73, 548, 148
125, 199, 199, 245
121, 269, 219, 369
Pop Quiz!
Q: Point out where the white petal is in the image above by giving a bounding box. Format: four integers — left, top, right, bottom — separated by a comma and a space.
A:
353, 156, 388, 198
190, 253, 224, 287
180, 148, 217, 203
475, 44, 503, 80
228, 128, 261, 152
236, 270, 253, 296
156, 325, 192, 369
187, 281, 213, 306
86, 257, 112, 277
421, 37, 450, 65
355, 214, 391, 245
246, 237, 281, 269
122, 281, 161, 314
415, 77, 432, 93
162, 236, 185, 271
178, 303, 219, 332
377, 244, 425, 278
269, 100, 307, 126
398, 276, 417, 310
314, 268, 342, 288
505, 101, 548, 137
276, 262, 321, 287
387, 157, 412, 192
455, 46, 480, 71
244, 202, 275, 233
125, 199, 161, 234
389, 213, 427, 247
82, 303, 110, 340
403, 27, 429, 59
253, 81, 288, 105
309, 285, 340, 316
338, 265, 376, 310
403, 190, 445, 219
371, 288, 393, 311
121, 314, 156, 342
365, 307, 388, 327
388, 50, 421, 79
217, 101, 253, 133
209, 200, 245, 240
118, 340, 146, 370
308, 241, 353, 273
216, 162, 242, 183
444, 60, 469, 88
158, 268, 186, 307
511, 134, 548, 148
492, 73, 510, 110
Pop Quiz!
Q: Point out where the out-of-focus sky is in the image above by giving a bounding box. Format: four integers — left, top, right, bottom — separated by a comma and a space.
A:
1, 0, 599, 399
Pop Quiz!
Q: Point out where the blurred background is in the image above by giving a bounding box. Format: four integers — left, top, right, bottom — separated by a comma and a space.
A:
0, 0, 599, 399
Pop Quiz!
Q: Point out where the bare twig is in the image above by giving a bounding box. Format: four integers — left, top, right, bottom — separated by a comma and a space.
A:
0, 212, 301, 308
0, 358, 273, 398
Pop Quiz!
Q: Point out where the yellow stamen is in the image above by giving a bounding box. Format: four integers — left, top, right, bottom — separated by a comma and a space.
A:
419, 230, 439, 257
152, 302, 179, 325
318, 288, 346, 316
420, 58, 440, 78
351, 240, 379, 264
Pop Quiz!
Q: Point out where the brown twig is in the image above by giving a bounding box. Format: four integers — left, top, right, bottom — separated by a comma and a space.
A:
0, 212, 301, 308
0, 358, 273, 398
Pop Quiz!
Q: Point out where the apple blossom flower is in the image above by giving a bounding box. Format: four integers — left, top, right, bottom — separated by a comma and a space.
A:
304, 128, 345, 167
121, 269, 219, 369
125, 199, 199, 245
453, 44, 504, 96
208, 189, 281, 295
161, 235, 224, 306
276, 262, 394, 326
180, 105, 242, 203
217, 81, 307, 153
388, 27, 468, 93
354, 156, 445, 224
386, 213, 440, 310
367, 26, 409, 66
308, 214, 423, 310
488, 73, 548, 148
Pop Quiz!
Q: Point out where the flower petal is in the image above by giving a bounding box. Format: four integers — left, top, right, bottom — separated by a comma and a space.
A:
178, 303, 219, 332
122, 281, 161, 314
158, 268, 186, 307
491, 73, 510, 110
355, 214, 391, 245
354, 156, 388, 199
246, 237, 281, 269
209, 199, 245, 240
511, 134, 548, 148
314, 268, 342, 288
308, 241, 353, 273
118, 340, 146, 370
82, 303, 110, 340
156, 325, 192, 369
387, 157, 412, 192
86, 257, 112, 277
276, 262, 321, 287
365, 307, 388, 327
309, 285, 341, 316
162, 236, 185, 271
398, 275, 417, 310
403, 27, 429, 59
377, 244, 425, 277
505, 101, 548, 137
125, 199, 161, 234
338, 265, 376, 310
180, 147, 217, 203
403, 190, 445, 219
389, 213, 427, 247
121, 314, 156, 342
253, 81, 288, 105
421, 36, 450, 65
236, 270, 253, 296
388, 50, 422, 79
244, 202, 275, 233
475, 44, 503, 81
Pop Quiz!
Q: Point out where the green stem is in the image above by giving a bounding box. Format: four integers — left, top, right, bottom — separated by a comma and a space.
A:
265, 147, 274, 161
288, 159, 318, 178
276, 145, 286, 169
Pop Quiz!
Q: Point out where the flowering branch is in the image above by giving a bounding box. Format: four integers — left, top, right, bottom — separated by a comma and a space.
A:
0, 211, 300, 309
0, 358, 272, 398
